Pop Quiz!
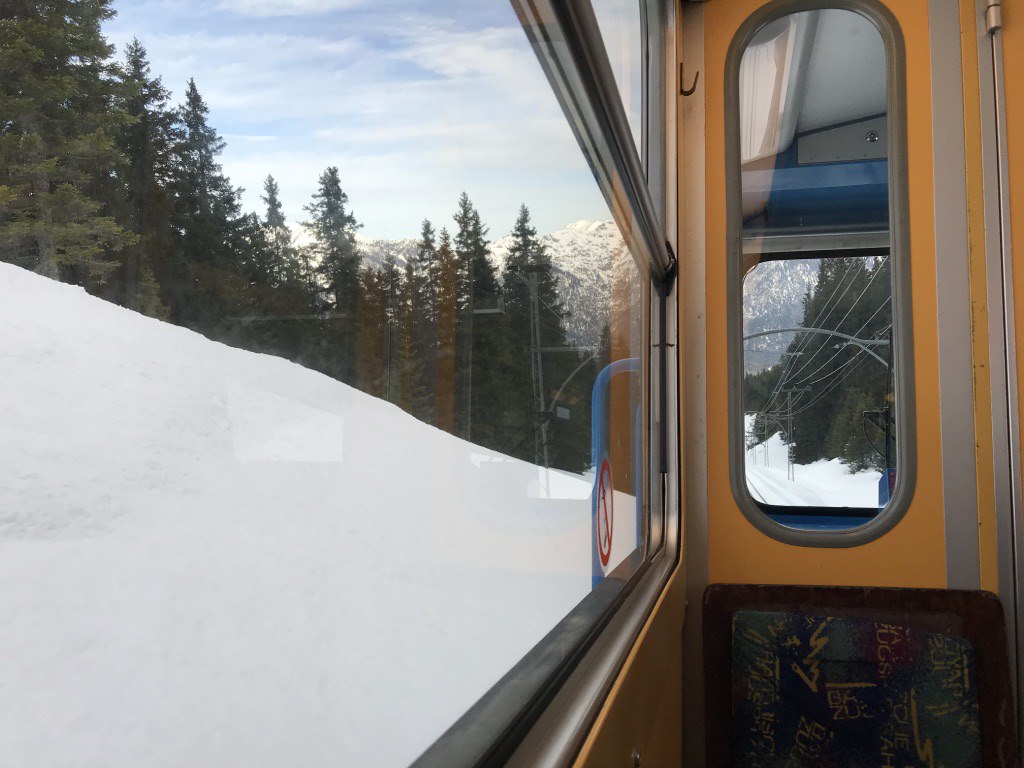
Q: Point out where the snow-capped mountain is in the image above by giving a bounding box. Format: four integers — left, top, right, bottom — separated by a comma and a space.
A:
359, 222, 817, 359
491, 220, 626, 349
743, 259, 819, 372
355, 236, 419, 270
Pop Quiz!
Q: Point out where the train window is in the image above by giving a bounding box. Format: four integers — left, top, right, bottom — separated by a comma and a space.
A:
591, 0, 645, 154
1, 1, 653, 766
728, 6, 914, 539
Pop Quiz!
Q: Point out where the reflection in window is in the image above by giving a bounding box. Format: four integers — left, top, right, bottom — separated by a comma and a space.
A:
738, 9, 899, 528
0, 2, 646, 765
591, 0, 645, 153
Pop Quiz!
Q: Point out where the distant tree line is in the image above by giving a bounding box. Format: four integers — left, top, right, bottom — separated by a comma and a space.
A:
0, 0, 599, 471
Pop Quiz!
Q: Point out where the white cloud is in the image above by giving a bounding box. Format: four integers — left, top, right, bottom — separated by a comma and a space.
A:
104, 3, 609, 239
223, 134, 279, 143
215, 0, 367, 17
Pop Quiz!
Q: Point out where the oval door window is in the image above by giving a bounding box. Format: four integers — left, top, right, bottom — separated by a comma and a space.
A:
736, 8, 906, 531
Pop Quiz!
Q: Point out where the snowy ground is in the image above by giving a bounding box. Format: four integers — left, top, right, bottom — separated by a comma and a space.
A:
744, 417, 882, 508
0, 264, 637, 768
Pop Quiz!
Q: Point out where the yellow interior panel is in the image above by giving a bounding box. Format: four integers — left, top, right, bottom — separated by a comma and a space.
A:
959, 0, 999, 593
572, 566, 685, 768
703, 0, 948, 588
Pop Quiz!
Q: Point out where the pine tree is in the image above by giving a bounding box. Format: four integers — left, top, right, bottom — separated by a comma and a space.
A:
396, 258, 432, 421
414, 218, 438, 323
379, 253, 402, 403
826, 390, 882, 471
501, 204, 583, 469
305, 166, 361, 305
209, 177, 317, 367
170, 79, 240, 266
453, 192, 493, 315
0, 0, 135, 284
355, 262, 389, 398
235, 211, 271, 290
115, 37, 174, 317
167, 78, 245, 330
434, 227, 459, 434
303, 166, 361, 383
408, 218, 438, 420
501, 205, 546, 462
261, 174, 297, 287
452, 192, 509, 447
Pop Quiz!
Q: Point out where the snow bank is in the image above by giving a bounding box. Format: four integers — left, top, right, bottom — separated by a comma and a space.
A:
0, 264, 636, 767
744, 416, 881, 508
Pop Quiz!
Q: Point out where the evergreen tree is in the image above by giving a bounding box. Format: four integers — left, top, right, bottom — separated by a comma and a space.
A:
501, 205, 545, 462
115, 37, 174, 317
501, 204, 584, 470
826, 390, 882, 471
261, 174, 297, 287
167, 78, 245, 330
453, 192, 492, 315
407, 218, 438, 420
452, 192, 509, 447
382, 253, 403, 402
0, 0, 135, 284
235, 210, 271, 290
434, 227, 459, 434
396, 257, 432, 421
214, 179, 318, 367
171, 79, 237, 265
303, 166, 361, 383
414, 218, 437, 322
355, 261, 391, 398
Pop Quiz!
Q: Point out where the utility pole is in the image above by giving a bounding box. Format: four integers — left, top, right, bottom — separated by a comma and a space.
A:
763, 418, 769, 468
384, 260, 396, 403
464, 253, 474, 442
527, 270, 549, 470
788, 392, 794, 482
779, 388, 811, 481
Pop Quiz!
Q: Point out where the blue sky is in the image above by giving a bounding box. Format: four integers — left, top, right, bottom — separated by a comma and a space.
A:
103, 0, 627, 241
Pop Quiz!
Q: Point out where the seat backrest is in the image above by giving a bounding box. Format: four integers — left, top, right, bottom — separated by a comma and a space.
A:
703, 584, 1018, 767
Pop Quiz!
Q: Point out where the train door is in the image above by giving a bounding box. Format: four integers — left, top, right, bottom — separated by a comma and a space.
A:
681, 0, 1020, 761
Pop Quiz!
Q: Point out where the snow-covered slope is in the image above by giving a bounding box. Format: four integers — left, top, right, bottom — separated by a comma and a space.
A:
744, 419, 881, 507
0, 263, 637, 768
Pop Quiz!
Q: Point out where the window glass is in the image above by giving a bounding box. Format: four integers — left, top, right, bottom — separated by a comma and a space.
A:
591, 0, 645, 153
737, 9, 899, 529
0, 1, 647, 765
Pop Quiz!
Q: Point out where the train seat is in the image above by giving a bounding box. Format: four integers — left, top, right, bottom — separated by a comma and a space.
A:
702, 584, 1018, 767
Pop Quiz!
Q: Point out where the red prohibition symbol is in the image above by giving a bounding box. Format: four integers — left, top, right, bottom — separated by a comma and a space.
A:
596, 458, 614, 568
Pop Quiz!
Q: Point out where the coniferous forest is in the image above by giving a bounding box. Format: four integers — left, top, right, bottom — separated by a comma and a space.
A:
0, 1, 600, 472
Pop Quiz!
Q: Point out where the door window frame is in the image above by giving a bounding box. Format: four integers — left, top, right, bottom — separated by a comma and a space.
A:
724, 0, 917, 547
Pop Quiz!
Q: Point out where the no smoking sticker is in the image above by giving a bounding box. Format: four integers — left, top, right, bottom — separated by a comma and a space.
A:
596, 458, 614, 568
